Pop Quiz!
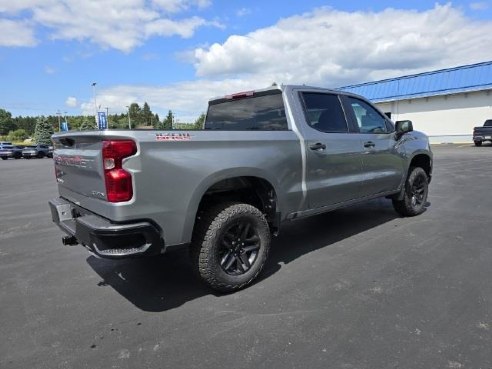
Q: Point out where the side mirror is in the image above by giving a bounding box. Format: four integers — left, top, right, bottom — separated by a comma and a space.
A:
395, 120, 413, 139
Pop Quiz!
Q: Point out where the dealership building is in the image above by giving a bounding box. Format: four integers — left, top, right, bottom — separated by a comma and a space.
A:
339, 61, 492, 143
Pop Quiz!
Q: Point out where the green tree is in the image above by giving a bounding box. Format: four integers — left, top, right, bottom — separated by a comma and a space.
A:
0, 108, 16, 135
152, 114, 161, 129
7, 129, 28, 142
194, 113, 206, 129
128, 103, 141, 126
14, 116, 37, 135
114, 113, 130, 129
142, 102, 152, 126
33, 116, 54, 144
161, 110, 173, 130
79, 118, 95, 131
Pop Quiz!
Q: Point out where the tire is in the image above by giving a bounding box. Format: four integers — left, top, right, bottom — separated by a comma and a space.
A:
474, 141, 482, 146
190, 202, 271, 293
1, 157, 7, 160
392, 167, 429, 217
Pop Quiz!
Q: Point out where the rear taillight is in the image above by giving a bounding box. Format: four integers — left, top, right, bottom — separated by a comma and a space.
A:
102, 140, 137, 202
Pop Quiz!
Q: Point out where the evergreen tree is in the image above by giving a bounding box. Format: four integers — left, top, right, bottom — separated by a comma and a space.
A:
152, 114, 161, 129
161, 110, 173, 130
79, 119, 95, 131
0, 108, 15, 135
14, 116, 37, 135
34, 116, 54, 144
142, 102, 152, 126
129, 103, 141, 126
194, 113, 206, 129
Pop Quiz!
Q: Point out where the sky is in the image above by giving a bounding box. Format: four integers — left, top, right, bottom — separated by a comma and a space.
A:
1, 0, 492, 122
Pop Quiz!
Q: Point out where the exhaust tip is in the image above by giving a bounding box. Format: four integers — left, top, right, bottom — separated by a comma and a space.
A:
62, 235, 78, 246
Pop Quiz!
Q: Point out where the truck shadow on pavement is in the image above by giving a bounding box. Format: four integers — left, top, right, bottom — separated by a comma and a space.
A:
86, 198, 399, 312
86, 250, 208, 312
260, 198, 400, 281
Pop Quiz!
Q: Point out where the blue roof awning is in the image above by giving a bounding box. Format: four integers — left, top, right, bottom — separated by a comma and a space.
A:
338, 61, 492, 102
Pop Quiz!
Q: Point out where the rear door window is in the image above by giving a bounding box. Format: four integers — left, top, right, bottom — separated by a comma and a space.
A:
300, 93, 349, 133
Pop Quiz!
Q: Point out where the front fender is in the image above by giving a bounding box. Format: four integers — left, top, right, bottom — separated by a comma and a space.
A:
395, 131, 433, 200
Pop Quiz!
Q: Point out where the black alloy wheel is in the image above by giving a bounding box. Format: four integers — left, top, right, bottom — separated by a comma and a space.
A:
218, 221, 261, 276
392, 166, 429, 217
409, 173, 426, 209
191, 202, 271, 292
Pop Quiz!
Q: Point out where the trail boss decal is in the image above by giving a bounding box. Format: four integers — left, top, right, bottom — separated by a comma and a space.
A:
156, 133, 192, 142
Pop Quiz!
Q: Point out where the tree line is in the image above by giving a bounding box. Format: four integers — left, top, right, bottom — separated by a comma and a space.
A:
0, 102, 205, 144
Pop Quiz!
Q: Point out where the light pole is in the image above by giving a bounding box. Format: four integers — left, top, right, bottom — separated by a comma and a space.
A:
126, 105, 131, 129
105, 107, 109, 128
91, 82, 97, 127
56, 110, 61, 131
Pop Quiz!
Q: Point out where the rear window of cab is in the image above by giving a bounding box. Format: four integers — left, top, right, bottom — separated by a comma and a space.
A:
205, 90, 288, 131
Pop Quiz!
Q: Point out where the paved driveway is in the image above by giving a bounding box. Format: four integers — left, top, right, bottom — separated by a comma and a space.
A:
0, 145, 491, 369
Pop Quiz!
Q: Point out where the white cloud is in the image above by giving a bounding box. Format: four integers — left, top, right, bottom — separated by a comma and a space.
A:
0, 0, 218, 52
44, 65, 55, 74
236, 8, 252, 17
0, 19, 37, 47
193, 4, 492, 87
0, 0, 53, 13
74, 4, 492, 122
144, 16, 208, 39
80, 78, 270, 122
65, 96, 78, 108
151, 0, 211, 13
470, 2, 489, 10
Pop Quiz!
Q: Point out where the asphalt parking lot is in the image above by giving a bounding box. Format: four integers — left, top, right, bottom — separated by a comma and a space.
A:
1, 144, 491, 369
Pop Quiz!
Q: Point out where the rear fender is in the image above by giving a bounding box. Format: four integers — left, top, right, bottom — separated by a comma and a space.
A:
181, 168, 280, 244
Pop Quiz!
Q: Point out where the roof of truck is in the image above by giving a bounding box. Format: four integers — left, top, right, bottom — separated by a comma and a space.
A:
209, 84, 348, 103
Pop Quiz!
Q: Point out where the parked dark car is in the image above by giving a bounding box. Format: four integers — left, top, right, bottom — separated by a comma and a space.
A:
0, 144, 24, 160
473, 119, 492, 146
22, 144, 53, 159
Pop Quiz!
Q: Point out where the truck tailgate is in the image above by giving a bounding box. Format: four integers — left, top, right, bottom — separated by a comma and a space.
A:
52, 135, 107, 200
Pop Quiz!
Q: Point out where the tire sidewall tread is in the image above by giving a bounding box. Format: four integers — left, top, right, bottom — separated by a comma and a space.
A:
190, 202, 271, 293
393, 166, 429, 217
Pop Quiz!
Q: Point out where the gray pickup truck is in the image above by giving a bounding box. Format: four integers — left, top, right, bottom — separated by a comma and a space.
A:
49, 85, 432, 292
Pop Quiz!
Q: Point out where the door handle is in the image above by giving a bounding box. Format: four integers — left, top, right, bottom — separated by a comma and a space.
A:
363, 141, 375, 148
309, 142, 326, 151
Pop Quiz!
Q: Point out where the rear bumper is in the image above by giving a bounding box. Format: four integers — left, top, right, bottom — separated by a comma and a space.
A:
49, 197, 163, 259
23, 152, 39, 158
473, 135, 492, 141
